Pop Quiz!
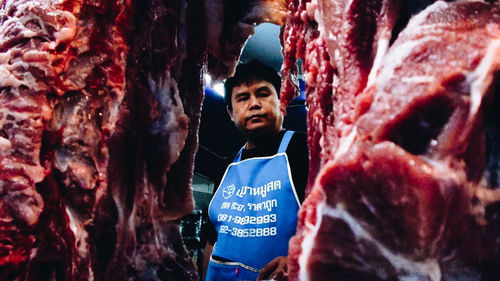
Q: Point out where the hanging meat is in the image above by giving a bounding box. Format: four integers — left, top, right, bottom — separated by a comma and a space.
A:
0, 0, 286, 280
280, 0, 500, 280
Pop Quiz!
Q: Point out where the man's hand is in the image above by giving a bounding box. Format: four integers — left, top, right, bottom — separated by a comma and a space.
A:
257, 256, 287, 281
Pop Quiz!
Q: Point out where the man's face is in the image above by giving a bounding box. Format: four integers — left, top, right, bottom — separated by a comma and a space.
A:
228, 79, 285, 138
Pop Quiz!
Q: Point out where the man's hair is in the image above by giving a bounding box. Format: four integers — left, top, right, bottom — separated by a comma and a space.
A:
224, 60, 281, 109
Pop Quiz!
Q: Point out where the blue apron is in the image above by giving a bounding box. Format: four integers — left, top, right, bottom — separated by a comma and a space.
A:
207, 131, 300, 281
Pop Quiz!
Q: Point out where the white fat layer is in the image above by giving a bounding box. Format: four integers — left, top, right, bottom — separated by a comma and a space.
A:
0, 0, 78, 89
306, 0, 320, 25
345, 0, 354, 11
298, 189, 326, 281
0, 65, 23, 87
15, 193, 42, 225
367, 38, 389, 87
375, 37, 435, 91
65, 207, 91, 262
372, 1, 450, 92
97, 94, 123, 140
404, 1, 448, 30
321, 203, 442, 281
400, 75, 436, 84
128, 203, 137, 244
0, 106, 34, 131
66, 208, 95, 281
333, 126, 357, 161
314, 0, 335, 63
467, 37, 500, 128
53, 11, 77, 44
0, 109, 38, 127
24, 164, 45, 183
66, 207, 78, 239
0, 136, 11, 150
1, 158, 44, 184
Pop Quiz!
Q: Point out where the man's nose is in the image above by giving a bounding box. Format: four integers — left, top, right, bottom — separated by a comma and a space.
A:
249, 95, 261, 109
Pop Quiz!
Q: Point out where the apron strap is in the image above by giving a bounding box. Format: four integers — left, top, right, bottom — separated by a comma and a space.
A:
278, 130, 294, 153
233, 130, 295, 163
233, 146, 245, 162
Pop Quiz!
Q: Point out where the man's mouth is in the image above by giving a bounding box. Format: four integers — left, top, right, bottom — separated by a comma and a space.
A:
246, 114, 266, 122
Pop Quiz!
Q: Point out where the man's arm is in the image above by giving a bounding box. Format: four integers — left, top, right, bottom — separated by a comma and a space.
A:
202, 241, 214, 281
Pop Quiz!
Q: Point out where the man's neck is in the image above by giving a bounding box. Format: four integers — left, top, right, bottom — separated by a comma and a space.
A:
244, 129, 283, 150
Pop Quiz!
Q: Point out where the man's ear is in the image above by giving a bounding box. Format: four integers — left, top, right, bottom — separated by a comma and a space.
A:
227, 106, 234, 120
279, 103, 287, 117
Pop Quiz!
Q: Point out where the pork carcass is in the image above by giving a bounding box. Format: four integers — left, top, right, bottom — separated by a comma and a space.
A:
281, 0, 500, 280
0, 0, 286, 280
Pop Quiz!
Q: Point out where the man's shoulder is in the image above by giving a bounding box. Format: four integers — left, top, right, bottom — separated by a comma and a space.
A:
285, 130, 308, 203
290, 130, 307, 140
287, 131, 308, 152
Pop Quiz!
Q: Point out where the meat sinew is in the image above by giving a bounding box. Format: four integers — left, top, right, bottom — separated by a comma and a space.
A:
0, 0, 286, 280
282, 0, 500, 280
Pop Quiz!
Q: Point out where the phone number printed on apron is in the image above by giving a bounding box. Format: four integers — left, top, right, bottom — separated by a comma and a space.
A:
219, 226, 277, 237
217, 214, 277, 225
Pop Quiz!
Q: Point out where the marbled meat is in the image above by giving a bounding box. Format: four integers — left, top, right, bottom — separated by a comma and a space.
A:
281, 0, 500, 280
0, 0, 286, 280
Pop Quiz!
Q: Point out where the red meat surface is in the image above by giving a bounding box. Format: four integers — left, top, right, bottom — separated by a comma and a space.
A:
0, 0, 287, 280
282, 1, 500, 280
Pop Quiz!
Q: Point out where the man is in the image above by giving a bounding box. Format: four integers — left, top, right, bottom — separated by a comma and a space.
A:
203, 60, 308, 281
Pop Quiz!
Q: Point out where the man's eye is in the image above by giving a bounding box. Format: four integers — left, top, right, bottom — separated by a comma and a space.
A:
237, 96, 248, 102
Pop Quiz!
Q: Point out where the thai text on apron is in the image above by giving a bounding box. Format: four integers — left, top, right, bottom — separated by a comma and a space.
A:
207, 131, 300, 280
